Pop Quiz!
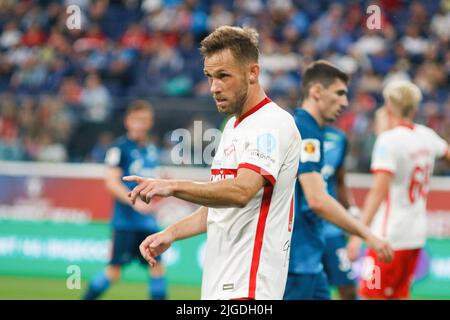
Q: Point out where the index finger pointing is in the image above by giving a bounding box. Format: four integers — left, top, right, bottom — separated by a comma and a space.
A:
123, 175, 143, 183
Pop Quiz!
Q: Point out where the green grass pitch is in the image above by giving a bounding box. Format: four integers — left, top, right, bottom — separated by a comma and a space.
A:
0, 275, 445, 300
0, 275, 201, 300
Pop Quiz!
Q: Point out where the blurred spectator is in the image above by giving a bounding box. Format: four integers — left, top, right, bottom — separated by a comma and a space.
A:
10, 56, 48, 93
21, 24, 47, 47
0, 0, 447, 175
0, 21, 22, 50
80, 73, 112, 122
35, 130, 67, 162
89, 130, 114, 163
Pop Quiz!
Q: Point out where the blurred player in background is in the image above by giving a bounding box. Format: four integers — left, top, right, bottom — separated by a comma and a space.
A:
321, 125, 358, 300
125, 26, 301, 300
347, 80, 450, 299
83, 100, 167, 300
284, 60, 393, 300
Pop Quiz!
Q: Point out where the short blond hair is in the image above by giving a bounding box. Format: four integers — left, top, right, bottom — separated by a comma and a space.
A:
126, 99, 154, 116
382, 80, 422, 118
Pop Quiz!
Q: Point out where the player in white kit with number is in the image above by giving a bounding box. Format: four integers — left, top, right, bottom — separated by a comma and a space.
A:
124, 26, 301, 300
206, 96, 300, 299
347, 80, 450, 299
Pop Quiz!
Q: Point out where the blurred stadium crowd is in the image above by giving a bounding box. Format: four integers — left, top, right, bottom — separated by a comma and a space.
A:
0, 0, 449, 174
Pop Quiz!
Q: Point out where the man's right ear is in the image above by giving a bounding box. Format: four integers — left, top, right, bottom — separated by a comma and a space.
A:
310, 83, 322, 101
248, 63, 259, 84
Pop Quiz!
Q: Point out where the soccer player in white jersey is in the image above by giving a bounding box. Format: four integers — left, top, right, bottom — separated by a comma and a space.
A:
123, 26, 301, 300
347, 80, 450, 299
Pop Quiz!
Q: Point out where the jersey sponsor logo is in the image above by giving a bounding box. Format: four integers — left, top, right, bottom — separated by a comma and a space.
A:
300, 139, 320, 162
248, 149, 276, 164
105, 147, 121, 166
210, 168, 237, 181
224, 144, 236, 156
256, 133, 276, 155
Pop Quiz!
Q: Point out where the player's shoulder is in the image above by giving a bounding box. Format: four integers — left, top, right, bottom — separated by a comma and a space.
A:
105, 136, 127, 166
324, 126, 346, 141
112, 136, 130, 149
260, 101, 293, 119
223, 116, 237, 131
380, 123, 433, 141
414, 123, 437, 136
293, 108, 321, 140
253, 101, 298, 130
377, 126, 402, 140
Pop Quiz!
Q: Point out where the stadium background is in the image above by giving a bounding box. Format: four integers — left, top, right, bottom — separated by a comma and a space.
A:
0, 0, 449, 299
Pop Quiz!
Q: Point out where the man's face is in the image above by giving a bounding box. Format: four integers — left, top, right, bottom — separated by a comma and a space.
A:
203, 49, 248, 116
125, 109, 153, 141
318, 79, 348, 123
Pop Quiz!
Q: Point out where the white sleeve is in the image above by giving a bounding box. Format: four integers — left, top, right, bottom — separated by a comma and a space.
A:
371, 133, 397, 173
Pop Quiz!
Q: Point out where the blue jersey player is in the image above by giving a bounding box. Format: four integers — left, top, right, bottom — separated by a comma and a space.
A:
321, 126, 357, 300
284, 60, 393, 300
83, 100, 167, 300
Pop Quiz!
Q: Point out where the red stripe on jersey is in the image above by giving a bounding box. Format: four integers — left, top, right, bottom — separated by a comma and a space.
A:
371, 168, 394, 175
210, 168, 238, 176
382, 191, 391, 238
248, 184, 274, 299
234, 97, 272, 128
288, 195, 294, 232
238, 163, 276, 185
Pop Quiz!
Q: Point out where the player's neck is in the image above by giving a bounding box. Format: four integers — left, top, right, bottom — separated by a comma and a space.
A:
128, 133, 149, 146
302, 102, 324, 127
235, 87, 267, 119
393, 117, 415, 129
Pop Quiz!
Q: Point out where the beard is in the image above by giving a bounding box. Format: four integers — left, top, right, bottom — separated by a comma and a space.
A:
216, 81, 248, 116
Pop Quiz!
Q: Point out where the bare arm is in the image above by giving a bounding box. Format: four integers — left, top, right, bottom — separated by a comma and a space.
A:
335, 166, 353, 209
442, 147, 450, 166
105, 167, 132, 204
125, 168, 266, 209
346, 171, 392, 261
299, 172, 371, 239
105, 166, 154, 213
139, 206, 208, 266
300, 172, 393, 262
359, 171, 391, 226
166, 206, 208, 240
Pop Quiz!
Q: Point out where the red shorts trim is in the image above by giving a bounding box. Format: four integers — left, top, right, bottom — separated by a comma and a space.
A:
359, 248, 421, 299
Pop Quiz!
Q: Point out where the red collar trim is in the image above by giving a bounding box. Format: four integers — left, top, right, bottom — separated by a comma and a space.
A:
397, 121, 415, 130
234, 97, 272, 128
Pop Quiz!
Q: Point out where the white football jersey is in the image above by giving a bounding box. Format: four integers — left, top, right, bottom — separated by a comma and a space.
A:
201, 98, 301, 300
370, 123, 448, 249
